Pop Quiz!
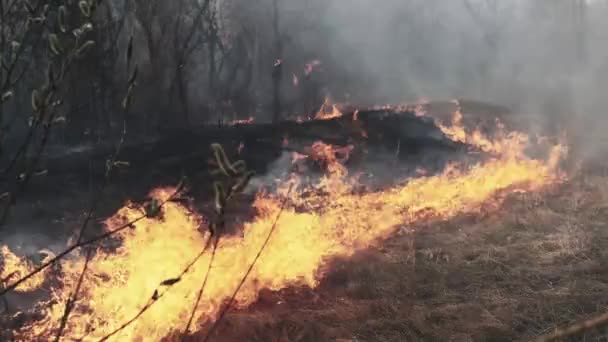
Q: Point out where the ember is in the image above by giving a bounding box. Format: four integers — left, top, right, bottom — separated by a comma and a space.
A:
230, 117, 255, 125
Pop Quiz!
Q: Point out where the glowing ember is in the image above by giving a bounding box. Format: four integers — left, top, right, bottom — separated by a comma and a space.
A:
230, 117, 254, 125
415, 167, 428, 176
2, 106, 567, 341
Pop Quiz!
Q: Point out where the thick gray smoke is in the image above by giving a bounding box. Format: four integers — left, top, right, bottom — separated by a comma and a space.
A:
243, 1, 601, 120
245, 0, 607, 155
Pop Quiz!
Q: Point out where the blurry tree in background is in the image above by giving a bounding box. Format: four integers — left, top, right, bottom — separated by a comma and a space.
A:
0, 0, 605, 156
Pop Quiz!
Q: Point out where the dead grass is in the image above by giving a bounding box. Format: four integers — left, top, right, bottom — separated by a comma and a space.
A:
196, 166, 608, 341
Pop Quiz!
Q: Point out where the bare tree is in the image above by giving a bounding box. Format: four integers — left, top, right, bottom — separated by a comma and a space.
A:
271, 0, 283, 123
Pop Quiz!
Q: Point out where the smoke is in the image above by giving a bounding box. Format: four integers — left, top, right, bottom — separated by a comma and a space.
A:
233, 0, 605, 157
239, 1, 604, 125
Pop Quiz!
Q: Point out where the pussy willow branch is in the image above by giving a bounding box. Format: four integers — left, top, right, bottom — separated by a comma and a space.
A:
54, 21, 136, 336
54, 88, 130, 341
201, 184, 293, 341
0, 1, 45, 92
0, 104, 56, 224
1, 24, 93, 225
182, 175, 239, 338
535, 311, 608, 342
98, 156, 245, 341
0, 15, 46, 155
96, 180, 292, 341
0, 185, 182, 297
0, 1, 52, 181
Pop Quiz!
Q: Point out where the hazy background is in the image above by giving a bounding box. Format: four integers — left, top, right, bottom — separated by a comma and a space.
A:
270, 0, 605, 112
241, 0, 606, 156
2, 0, 607, 145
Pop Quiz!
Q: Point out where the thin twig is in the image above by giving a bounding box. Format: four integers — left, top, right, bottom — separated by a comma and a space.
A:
182, 236, 218, 338
535, 311, 608, 342
96, 234, 215, 342
54, 247, 93, 341
1, 15, 87, 225
54, 116, 128, 341
0, 274, 12, 315
181, 152, 252, 339
53, 35, 136, 336
201, 184, 293, 342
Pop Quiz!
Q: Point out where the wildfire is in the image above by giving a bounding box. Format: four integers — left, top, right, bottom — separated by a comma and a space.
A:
432, 100, 537, 158
314, 97, 343, 120
2, 105, 567, 341
0, 246, 51, 292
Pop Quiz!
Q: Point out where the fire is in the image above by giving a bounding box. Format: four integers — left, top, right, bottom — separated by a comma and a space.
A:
314, 97, 343, 120
307, 141, 353, 177
2, 105, 567, 341
0, 246, 51, 292
433, 100, 538, 158
300, 141, 356, 195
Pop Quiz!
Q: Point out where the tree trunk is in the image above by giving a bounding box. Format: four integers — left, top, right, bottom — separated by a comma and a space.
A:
272, 0, 283, 123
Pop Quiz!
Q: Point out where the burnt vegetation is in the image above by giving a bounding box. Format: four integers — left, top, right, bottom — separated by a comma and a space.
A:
1, 0, 608, 341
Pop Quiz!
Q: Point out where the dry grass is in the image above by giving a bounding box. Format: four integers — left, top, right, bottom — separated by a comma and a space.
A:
5, 121, 608, 341
199, 166, 608, 341
6, 165, 608, 342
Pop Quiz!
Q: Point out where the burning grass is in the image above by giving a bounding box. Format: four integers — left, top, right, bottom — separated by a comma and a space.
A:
203, 172, 608, 342
0, 106, 571, 341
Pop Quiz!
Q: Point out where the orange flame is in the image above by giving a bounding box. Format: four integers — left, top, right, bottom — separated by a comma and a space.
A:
430, 100, 543, 158
4, 108, 567, 341
0, 247, 51, 292
314, 97, 343, 120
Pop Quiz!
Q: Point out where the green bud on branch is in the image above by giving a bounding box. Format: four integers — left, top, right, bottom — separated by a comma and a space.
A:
48, 34, 62, 55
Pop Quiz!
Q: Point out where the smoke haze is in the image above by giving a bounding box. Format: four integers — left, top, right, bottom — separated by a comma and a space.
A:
263, 1, 606, 119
